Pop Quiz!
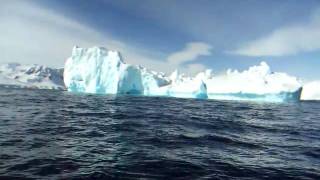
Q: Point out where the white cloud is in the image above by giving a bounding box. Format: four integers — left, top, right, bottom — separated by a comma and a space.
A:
183, 63, 207, 75
0, 1, 211, 75
165, 42, 212, 74
232, 9, 320, 56
0, 1, 119, 67
167, 42, 212, 65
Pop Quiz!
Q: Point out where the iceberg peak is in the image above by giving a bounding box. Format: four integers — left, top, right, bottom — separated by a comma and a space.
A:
169, 69, 180, 83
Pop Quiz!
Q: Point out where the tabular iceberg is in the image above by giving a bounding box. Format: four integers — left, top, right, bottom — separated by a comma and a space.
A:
64, 46, 302, 102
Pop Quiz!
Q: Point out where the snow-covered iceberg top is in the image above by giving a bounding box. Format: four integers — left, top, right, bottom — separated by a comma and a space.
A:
0, 63, 65, 90
64, 46, 303, 102
301, 81, 320, 100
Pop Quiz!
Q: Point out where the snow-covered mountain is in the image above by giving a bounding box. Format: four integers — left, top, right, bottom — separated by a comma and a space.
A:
0, 63, 65, 90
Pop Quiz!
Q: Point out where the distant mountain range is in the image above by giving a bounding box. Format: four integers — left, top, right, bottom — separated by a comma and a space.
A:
0, 63, 65, 90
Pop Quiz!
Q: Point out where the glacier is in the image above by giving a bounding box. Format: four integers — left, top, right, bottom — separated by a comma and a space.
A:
0, 63, 65, 90
64, 46, 303, 102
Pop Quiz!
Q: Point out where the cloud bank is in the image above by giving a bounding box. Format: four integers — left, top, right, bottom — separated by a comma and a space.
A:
0, 1, 210, 75
232, 9, 320, 56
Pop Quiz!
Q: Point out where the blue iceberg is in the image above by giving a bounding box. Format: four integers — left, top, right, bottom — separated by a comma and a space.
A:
64, 46, 302, 102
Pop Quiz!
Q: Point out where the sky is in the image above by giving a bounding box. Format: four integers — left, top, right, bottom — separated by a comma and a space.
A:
1, 0, 320, 80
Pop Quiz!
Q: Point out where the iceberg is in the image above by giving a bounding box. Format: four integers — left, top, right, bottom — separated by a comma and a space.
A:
64, 46, 302, 102
64, 47, 170, 95
301, 81, 320, 100
203, 62, 302, 102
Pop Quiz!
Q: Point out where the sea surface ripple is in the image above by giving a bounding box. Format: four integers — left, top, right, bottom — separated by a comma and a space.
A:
0, 88, 319, 179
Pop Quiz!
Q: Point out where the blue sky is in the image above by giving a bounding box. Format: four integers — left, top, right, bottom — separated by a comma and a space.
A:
1, 0, 320, 80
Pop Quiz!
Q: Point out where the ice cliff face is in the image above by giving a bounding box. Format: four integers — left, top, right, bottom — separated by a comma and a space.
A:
64, 47, 170, 95
64, 46, 303, 102
0, 63, 65, 90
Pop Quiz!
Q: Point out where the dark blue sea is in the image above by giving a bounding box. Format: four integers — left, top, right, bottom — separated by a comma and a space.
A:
0, 88, 319, 179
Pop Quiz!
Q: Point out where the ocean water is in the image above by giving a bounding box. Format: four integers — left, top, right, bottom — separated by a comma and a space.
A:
0, 88, 319, 180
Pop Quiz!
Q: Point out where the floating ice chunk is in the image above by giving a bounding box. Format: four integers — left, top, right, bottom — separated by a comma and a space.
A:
167, 76, 208, 99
